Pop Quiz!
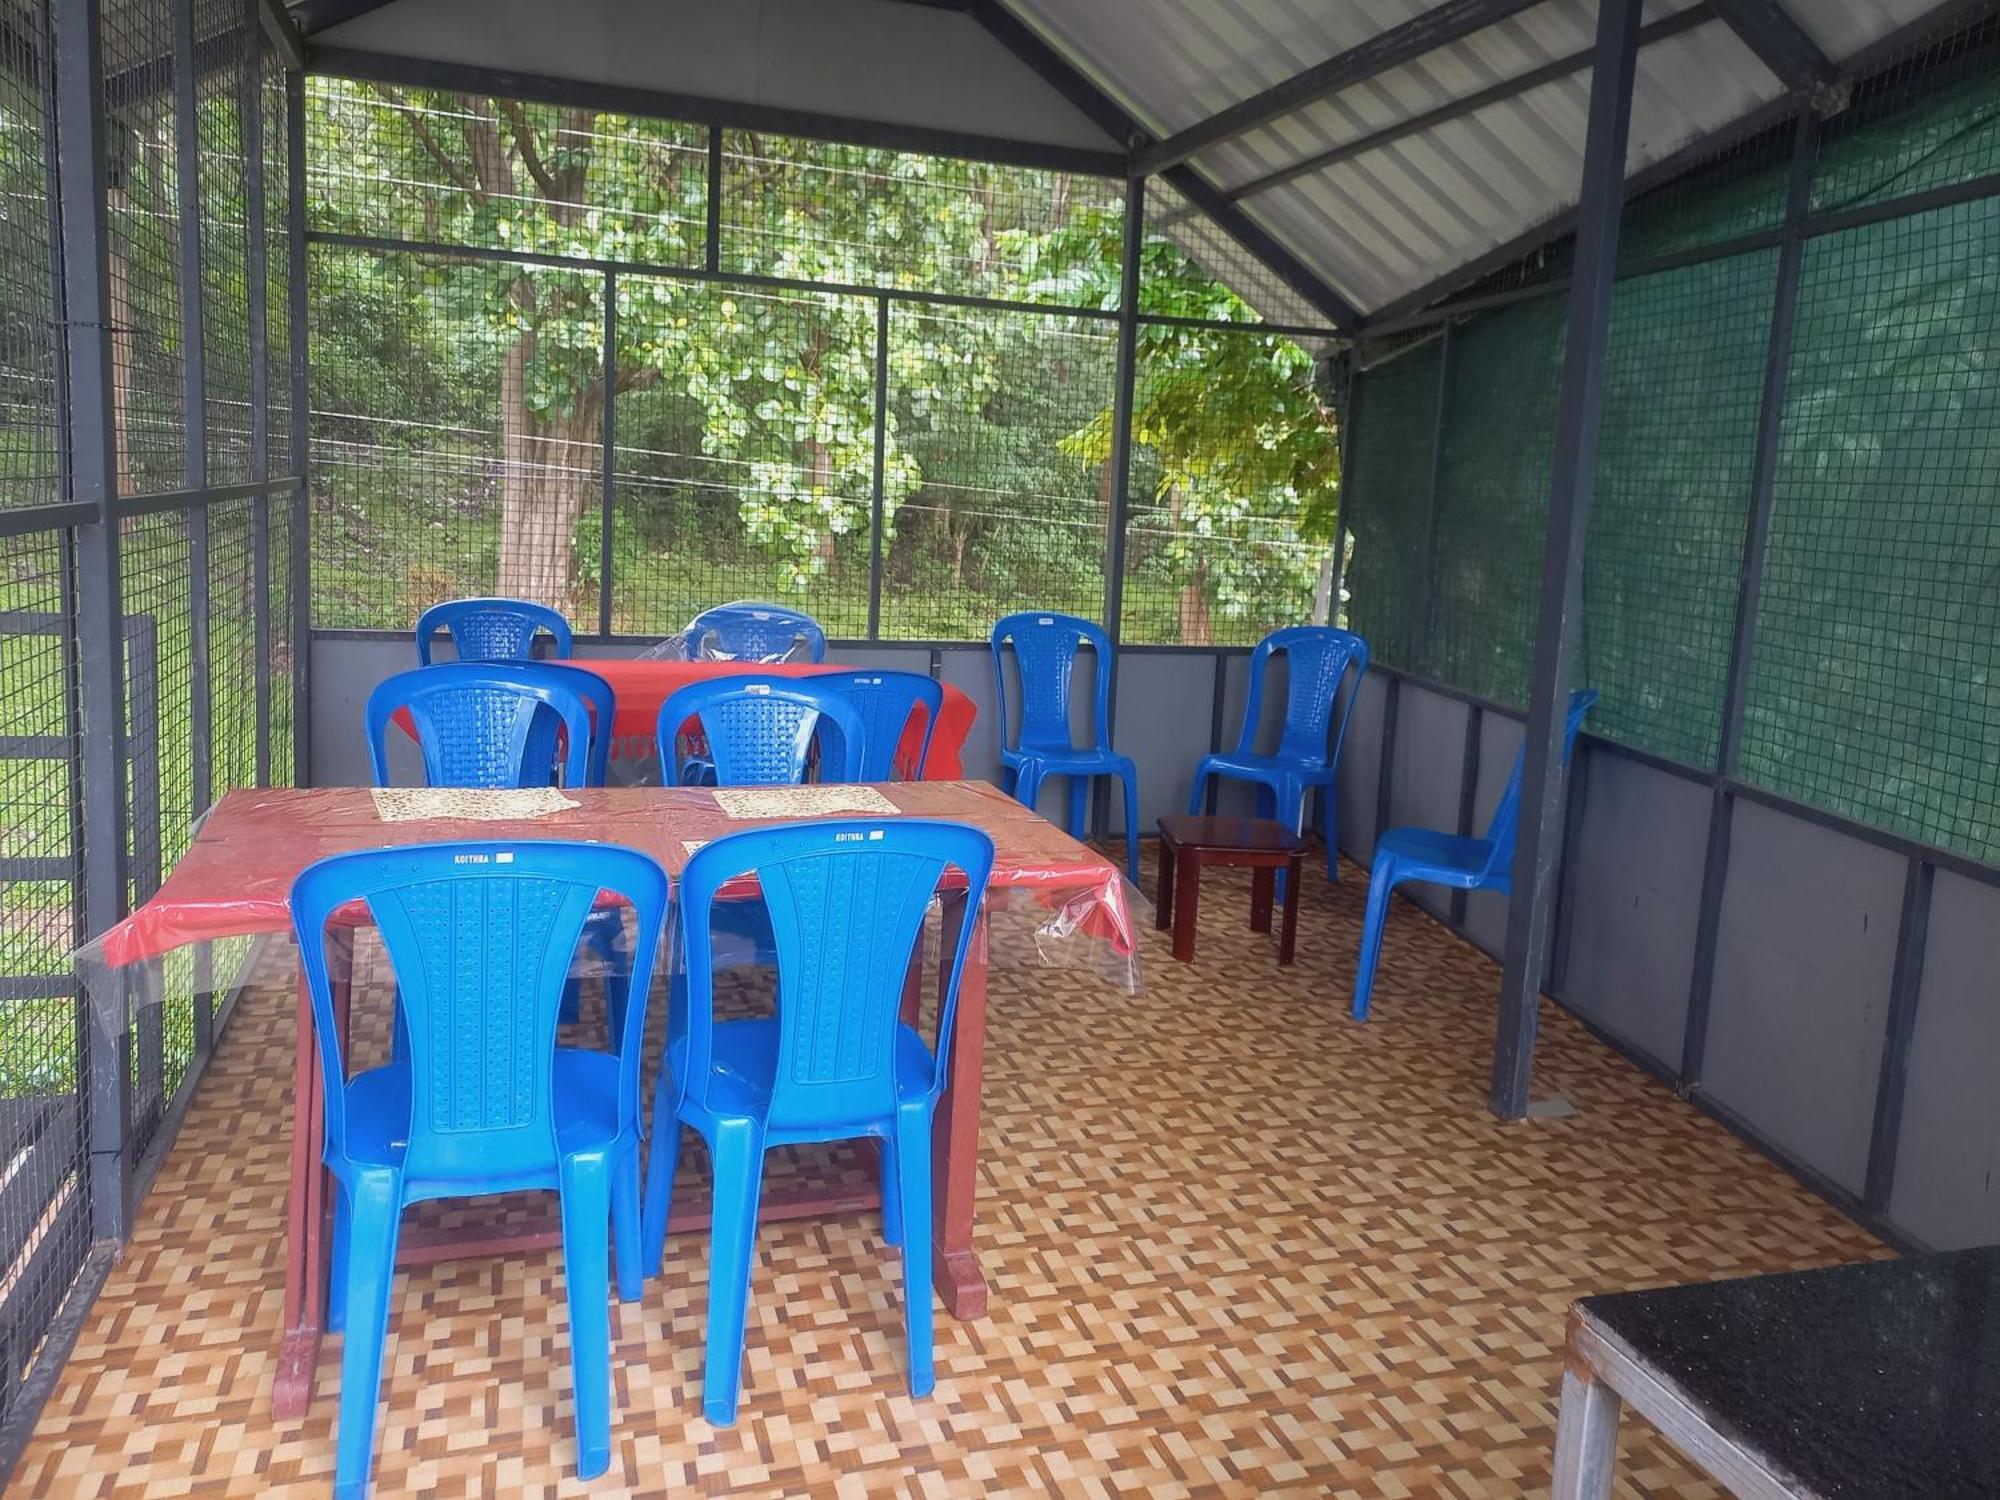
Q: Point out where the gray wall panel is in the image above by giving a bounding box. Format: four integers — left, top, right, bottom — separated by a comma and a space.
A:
1462, 709, 1524, 955
1334, 669, 1385, 863
311, 636, 415, 786
1558, 749, 1708, 1070
1889, 870, 2000, 1250
1207, 654, 1261, 818
1110, 652, 1219, 834
940, 645, 1002, 788
1703, 799, 1902, 1197
1387, 684, 1468, 924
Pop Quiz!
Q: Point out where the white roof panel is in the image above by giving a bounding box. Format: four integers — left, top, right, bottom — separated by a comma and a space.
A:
1003, 0, 1962, 318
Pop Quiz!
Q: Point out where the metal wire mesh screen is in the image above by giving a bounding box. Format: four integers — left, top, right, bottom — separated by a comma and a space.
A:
1581, 252, 1775, 766
195, 0, 251, 484
102, 0, 185, 495
1427, 296, 1563, 708
721, 131, 1122, 305
610, 280, 870, 637
1342, 336, 1440, 672
885, 305, 1116, 640
310, 245, 604, 629
1740, 196, 2000, 857
0, 531, 89, 1428
1121, 322, 1336, 646
1341, 24, 2000, 870
304, 81, 1341, 646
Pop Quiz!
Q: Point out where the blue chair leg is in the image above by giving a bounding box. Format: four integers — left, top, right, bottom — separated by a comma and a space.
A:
999, 762, 1018, 799
1321, 784, 1340, 881
328, 1185, 351, 1334
1186, 766, 1208, 817
1352, 856, 1400, 1022
331, 1170, 403, 1500
612, 1143, 643, 1303
558, 1150, 614, 1479
701, 1119, 766, 1427
640, 1102, 682, 1275
1015, 764, 1044, 819
1067, 775, 1089, 839
893, 1106, 936, 1398
1272, 778, 1308, 903
879, 1136, 902, 1246
1119, 764, 1140, 885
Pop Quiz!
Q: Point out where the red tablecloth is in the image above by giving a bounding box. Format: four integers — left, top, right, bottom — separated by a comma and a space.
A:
101, 781, 1129, 967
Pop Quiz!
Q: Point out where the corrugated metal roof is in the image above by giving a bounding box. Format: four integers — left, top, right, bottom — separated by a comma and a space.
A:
1002, 0, 1955, 320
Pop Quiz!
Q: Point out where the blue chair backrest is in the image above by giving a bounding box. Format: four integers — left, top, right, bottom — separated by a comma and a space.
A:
683, 602, 828, 664
1235, 626, 1369, 766
1480, 689, 1600, 881
655, 676, 867, 786
522, 662, 616, 786
416, 597, 573, 666
990, 611, 1111, 755
366, 663, 592, 789
674, 820, 994, 1131
819, 670, 944, 780
291, 841, 668, 1182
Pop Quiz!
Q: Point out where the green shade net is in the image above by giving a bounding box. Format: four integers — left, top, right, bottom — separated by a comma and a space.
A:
1343, 337, 1440, 673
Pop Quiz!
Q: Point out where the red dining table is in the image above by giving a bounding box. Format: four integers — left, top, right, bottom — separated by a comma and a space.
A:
95, 780, 1134, 1420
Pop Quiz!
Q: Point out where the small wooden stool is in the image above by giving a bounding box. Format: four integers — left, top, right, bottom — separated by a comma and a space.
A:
1155, 814, 1304, 965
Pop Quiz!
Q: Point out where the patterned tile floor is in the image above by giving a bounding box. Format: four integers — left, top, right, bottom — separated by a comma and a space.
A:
16, 856, 1882, 1497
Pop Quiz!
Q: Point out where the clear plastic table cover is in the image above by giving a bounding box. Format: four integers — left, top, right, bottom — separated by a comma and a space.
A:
76, 781, 1142, 1046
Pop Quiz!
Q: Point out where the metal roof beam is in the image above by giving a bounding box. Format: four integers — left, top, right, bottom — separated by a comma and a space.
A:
259, 0, 306, 70
1226, 4, 1714, 203
292, 0, 405, 34
1132, 0, 1548, 177
970, 0, 1358, 332
1708, 0, 1846, 108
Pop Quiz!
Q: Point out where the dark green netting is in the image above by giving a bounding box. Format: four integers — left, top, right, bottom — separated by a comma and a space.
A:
1343, 337, 1440, 670
1581, 251, 1776, 766
1428, 296, 1564, 707
1616, 129, 1793, 268
1812, 29, 2000, 214
1739, 196, 2000, 860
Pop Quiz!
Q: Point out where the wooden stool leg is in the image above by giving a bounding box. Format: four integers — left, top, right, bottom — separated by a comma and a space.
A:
1250, 866, 1274, 933
1156, 839, 1175, 931
1171, 853, 1200, 963
1279, 855, 1300, 966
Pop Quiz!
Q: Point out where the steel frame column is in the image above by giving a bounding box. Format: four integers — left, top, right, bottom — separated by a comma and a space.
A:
55, 0, 135, 1241
1095, 176, 1145, 840
286, 71, 310, 783
599, 270, 616, 637
1491, 0, 1645, 1118
243, 0, 271, 794
1680, 109, 1818, 1090
867, 295, 890, 640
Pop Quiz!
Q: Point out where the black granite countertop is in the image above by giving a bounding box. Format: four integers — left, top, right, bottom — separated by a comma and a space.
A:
1583, 1247, 2000, 1498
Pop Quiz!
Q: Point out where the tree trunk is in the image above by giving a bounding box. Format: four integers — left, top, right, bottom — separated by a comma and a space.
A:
494, 318, 602, 610
1313, 546, 1337, 626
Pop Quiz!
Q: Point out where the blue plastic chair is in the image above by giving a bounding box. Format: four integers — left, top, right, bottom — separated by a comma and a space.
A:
819, 669, 944, 780
524, 662, 617, 787
1187, 627, 1369, 882
1351, 688, 1598, 1022
640, 819, 995, 1426
990, 611, 1139, 883
655, 676, 867, 786
415, 596, 573, 666
365, 663, 593, 790
291, 840, 669, 1498
682, 601, 828, 664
